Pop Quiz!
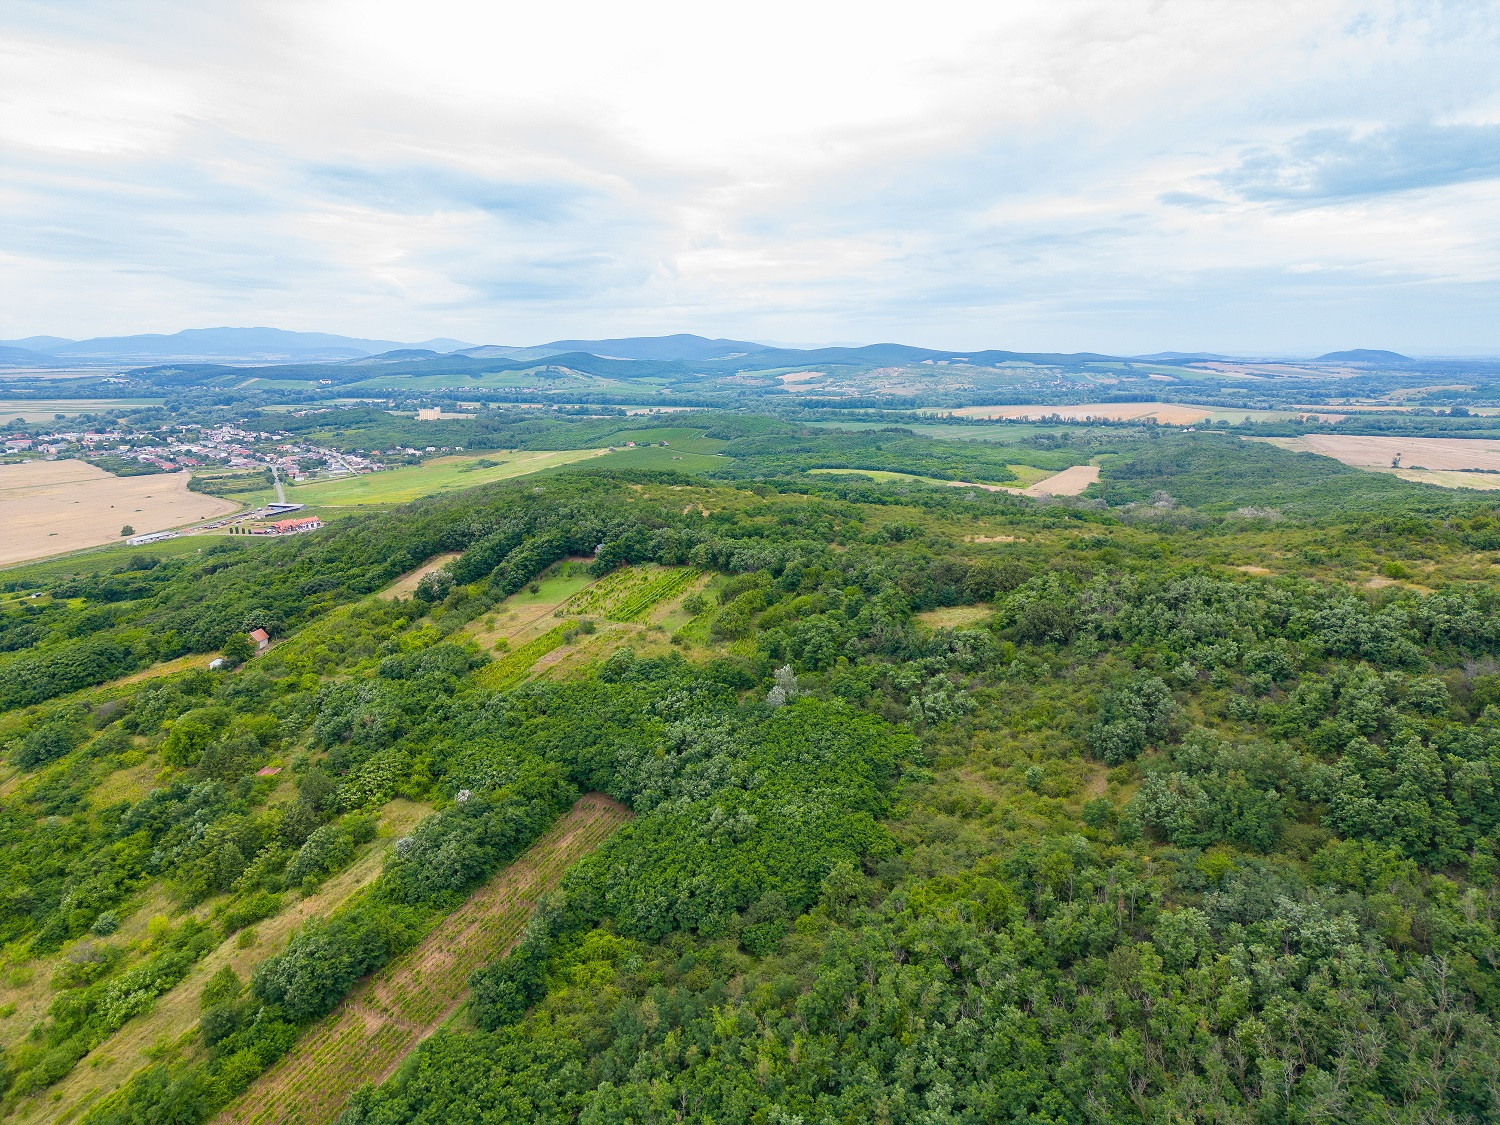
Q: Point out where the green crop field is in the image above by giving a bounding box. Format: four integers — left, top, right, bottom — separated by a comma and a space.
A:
0, 398, 163, 420
283, 449, 606, 506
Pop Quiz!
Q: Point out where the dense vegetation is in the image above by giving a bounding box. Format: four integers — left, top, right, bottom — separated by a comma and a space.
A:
1, 428, 1499, 1124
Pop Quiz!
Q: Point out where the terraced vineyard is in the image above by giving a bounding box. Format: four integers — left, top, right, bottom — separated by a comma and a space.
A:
474, 624, 569, 690
561, 564, 699, 622
211, 794, 630, 1125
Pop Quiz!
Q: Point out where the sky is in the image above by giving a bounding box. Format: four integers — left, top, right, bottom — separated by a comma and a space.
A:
1, 0, 1497, 355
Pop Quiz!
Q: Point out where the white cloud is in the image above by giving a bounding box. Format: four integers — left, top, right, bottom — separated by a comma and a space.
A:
0, 0, 1497, 352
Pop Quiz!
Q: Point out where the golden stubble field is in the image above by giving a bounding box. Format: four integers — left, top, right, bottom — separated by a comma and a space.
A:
0, 459, 236, 567
1258, 435, 1500, 489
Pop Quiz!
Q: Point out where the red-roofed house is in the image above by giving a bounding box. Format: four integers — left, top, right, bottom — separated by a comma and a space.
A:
272, 517, 322, 534
248, 628, 270, 651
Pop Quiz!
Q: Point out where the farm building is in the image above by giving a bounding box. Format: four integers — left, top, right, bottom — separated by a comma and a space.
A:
271, 516, 322, 534
249, 628, 271, 651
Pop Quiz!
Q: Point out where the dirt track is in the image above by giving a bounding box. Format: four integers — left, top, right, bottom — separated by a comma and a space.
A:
0, 460, 235, 567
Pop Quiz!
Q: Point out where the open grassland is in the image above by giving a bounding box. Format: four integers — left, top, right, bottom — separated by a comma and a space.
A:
212, 795, 630, 1125
0, 461, 236, 568
16, 802, 432, 1125
582, 444, 725, 475
283, 449, 606, 507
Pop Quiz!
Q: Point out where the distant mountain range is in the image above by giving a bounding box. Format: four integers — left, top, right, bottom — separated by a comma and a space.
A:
0, 327, 474, 364
1315, 349, 1412, 363
0, 328, 1475, 372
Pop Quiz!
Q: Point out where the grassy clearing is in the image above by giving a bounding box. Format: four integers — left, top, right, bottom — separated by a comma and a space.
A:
212, 795, 630, 1125
913, 605, 994, 630
283, 450, 606, 507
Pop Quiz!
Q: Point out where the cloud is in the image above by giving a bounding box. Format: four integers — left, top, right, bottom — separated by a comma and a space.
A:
1221, 122, 1500, 202
0, 0, 1496, 353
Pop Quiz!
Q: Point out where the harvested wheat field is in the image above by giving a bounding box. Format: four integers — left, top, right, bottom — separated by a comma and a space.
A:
1023, 464, 1100, 496
214, 794, 631, 1125
0, 459, 235, 567
1259, 435, 1500, 482
1395, 469, 1500, 490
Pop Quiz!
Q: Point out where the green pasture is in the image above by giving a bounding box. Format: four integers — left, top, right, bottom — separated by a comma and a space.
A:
283, 449, 606, 506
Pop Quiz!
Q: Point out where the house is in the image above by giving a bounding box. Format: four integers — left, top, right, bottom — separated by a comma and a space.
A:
249, 628, 271, 651
271, 516, 322, 534
208, 657, 226, 670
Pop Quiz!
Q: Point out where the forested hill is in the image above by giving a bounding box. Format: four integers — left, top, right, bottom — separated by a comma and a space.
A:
1, 442, 1499, 1124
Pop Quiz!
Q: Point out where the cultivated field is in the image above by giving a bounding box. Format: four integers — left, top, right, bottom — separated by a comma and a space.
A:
1022, 463, 1100, 496
1257, 435, 1500, 489
0, 398, 161, 420
561, 564, 699, 622
1395, 469, 1500, 491
213, 794, 631, 1125
0, 460, 236, 567
284, 449, 607, 507
1263, 434, 1500, 472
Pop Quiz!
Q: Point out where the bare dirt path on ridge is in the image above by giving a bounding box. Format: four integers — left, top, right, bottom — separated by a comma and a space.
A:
212, 794, 631, 1125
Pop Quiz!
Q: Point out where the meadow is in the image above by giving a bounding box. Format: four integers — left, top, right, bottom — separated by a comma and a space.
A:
282, 449, 606, 507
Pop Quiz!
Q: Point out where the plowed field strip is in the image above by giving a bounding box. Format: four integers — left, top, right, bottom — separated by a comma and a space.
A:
212, 793, 630, 1125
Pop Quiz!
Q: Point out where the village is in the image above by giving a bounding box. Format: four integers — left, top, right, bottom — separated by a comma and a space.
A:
1, 421, 393, 481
